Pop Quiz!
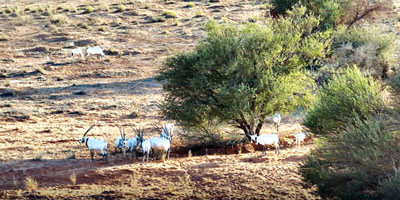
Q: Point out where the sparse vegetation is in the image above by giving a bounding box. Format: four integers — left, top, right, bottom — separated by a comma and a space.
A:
84, 5, 94, 14
49, 14, 68, 25
116, 4, 126, 12
25, 176, 38, 191
163, 10, 177, 18
69, 172, 77, 185
148, 15, 166, 23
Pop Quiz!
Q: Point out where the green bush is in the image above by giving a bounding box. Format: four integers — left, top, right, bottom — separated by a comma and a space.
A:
301, 114, 400, 199
303, 67, 385, 135
330, 26, 395, 78
157, 5, 331, 138
271, 0, 386, 29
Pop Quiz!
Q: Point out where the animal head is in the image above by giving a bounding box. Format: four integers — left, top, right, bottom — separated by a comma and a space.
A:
131, 126, 145, 147
249, 134, 257, 143
80, 125, 94, 144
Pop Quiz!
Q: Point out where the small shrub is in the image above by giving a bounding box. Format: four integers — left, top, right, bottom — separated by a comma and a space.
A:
84, 5, 94, 14
0, 34, 8, 41
163, 10, 177, 18
194, 10, 204, 17
389, 72, 400, 95
98, 2, 109, 11
184, 3, 195, 8
143, 4, 152, 9
148, 16, 166, 23
32, 153, 43, 161
329, 25, 395, 78
4, 7, 12, 14
43, 7, 53, 16
49, 14, 68, 25
98, 26, 107, 32
66, 151, 76, 159
62, 4, 77, 12
303, 66, 385, 135
25, 176, 38, 191
116, 4, 126, 12
35, 66, 46, 74
397, 12, 400, 21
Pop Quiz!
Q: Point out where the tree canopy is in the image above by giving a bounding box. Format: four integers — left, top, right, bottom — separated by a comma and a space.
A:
157, 6, 332, 137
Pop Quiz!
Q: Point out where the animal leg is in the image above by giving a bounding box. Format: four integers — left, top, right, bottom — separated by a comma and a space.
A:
147, 151, 149, 162
142, 153, 146, 163
90, 150, 94, 161
167, 149, 170, 161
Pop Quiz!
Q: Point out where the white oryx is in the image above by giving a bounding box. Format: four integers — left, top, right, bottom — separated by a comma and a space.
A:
250, 133, 280, 156
79, 125, 108, 161
71, 48, 85, 60
273, 113, 281, 131
86, 46, 105, 59
150, 124, 173, 161
294, 132, 306, 151
128, 126, 144, 160
114, 126, 127, 157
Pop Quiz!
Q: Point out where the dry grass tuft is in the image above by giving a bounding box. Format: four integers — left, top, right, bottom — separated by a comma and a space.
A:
69, 172, 77, 185
25, 176, 38, 191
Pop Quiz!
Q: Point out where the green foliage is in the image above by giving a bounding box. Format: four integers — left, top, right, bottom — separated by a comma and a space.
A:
389, 72, 400, 95
271, 0, 385, 29
329, 25, 395, 78
163, 10, 177, 18
157, 5, 331, 137
301, 114, 400, 199
303, 67, 385, 135
181, 120, 244, 147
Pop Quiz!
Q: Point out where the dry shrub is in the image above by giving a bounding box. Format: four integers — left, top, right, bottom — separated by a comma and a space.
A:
25, 176, 38, 191
69, 172, 77, 185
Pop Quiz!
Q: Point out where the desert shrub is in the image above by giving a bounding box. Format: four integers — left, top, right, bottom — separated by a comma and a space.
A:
25, 176, 38, 191
271, 0, 387, 29
389, 72, 400, 95
330, 25, 395, 78
84, 5, 94, 14
157, 5, 331, 138
301, 114, 400, 199
116, 4, 126, 12
49, 14, 68, 25
303, 67, 385, 135
163, 10, 177, 18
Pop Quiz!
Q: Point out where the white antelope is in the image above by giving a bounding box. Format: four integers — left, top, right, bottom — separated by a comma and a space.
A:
79, 125, 108, 161
140, 139, 151, 163
114, 126, 127, 157
250, 133, 280, 156
150, 124, 173, 161
273, 113, 281, 131
71, 48, 85, 60
86, 46, 105, 59
294, 132, 306, 151
128, 127, 144, 160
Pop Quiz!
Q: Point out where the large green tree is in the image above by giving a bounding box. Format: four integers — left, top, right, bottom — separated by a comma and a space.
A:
157, 6, 332, 138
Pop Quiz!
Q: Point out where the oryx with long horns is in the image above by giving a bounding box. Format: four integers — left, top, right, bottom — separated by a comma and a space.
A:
114, 126, 127, 157
79, 125, 108, 161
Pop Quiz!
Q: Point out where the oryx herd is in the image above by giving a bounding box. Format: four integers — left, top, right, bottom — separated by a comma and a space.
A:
79, 123, 174, 162
78, 114, 308, 162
